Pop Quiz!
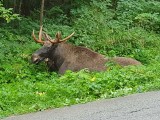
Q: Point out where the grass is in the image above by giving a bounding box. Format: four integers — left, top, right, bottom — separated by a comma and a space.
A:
0, 15, 160, 119
0, 64, 160, 118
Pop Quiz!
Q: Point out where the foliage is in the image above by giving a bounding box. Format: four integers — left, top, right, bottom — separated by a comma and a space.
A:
0, 2, 21, 23
70, 0, 160, 62
0, 61, 160, 118
117, 0, 160, 32
0, 0, 160, 119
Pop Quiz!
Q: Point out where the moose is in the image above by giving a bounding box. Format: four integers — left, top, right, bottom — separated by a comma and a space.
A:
31, 26, 141, 74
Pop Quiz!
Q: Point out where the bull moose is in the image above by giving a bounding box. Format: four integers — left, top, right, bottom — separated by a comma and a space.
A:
31, 26, 141, 74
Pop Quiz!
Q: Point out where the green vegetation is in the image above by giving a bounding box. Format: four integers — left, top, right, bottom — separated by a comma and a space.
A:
0, 0, 160, 118
0, 1, 20, 23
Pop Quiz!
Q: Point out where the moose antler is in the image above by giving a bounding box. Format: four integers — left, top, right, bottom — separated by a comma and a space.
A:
48, 32, 75, 44
61, 32, 75, 41
32, 26, 75, 44
42, 32, 57, 44
32, 25, 44, 44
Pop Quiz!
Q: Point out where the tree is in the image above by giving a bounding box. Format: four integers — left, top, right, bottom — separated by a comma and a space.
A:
40, 0, 45, 26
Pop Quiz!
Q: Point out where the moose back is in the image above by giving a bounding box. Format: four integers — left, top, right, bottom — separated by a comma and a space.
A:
31, 26, 141, 74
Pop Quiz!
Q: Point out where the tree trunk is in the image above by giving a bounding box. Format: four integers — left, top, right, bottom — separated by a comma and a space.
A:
18, 0, 22, 14
13, 0, 16, 13
40, 0, 45, 26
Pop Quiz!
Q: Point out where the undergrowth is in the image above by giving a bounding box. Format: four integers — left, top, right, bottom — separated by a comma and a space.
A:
0, 0, 160, 118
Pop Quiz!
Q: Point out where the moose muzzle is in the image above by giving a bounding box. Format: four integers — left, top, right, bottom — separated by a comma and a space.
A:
31, 54, 45, 64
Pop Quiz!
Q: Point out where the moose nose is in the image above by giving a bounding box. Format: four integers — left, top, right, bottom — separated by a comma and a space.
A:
31, 54, 40, 64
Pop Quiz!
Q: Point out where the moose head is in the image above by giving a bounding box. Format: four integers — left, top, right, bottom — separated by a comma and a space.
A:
31, 26, 74, 65
31, 26, 141, 74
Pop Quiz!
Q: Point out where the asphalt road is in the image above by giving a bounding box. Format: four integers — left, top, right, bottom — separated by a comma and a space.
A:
3, 91, 160, 120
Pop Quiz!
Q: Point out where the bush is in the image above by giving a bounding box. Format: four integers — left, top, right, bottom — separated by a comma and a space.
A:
0, 2, 21, 23
0, 0, 160, 118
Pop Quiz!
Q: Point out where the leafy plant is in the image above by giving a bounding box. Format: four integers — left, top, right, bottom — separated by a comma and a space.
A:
0, 2, 21, 23
0, 0, 160, 119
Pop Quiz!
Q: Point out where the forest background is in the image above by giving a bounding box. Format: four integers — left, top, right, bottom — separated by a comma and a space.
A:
0, 0, 160, 118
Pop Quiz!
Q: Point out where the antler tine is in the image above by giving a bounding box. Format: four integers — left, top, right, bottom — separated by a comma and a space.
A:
56, 31, 62, 40
46, 34, 53, 40
43, 32, 57, 44
60, 32, 75, 42
32, 25, 44, 44
48, 31, 61, 44
39, 25, 43, 41
47, 31, 75, 44
43, 32, 50, 40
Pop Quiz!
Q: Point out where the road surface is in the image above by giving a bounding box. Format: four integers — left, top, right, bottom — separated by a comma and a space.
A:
3, 91, 160, 120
